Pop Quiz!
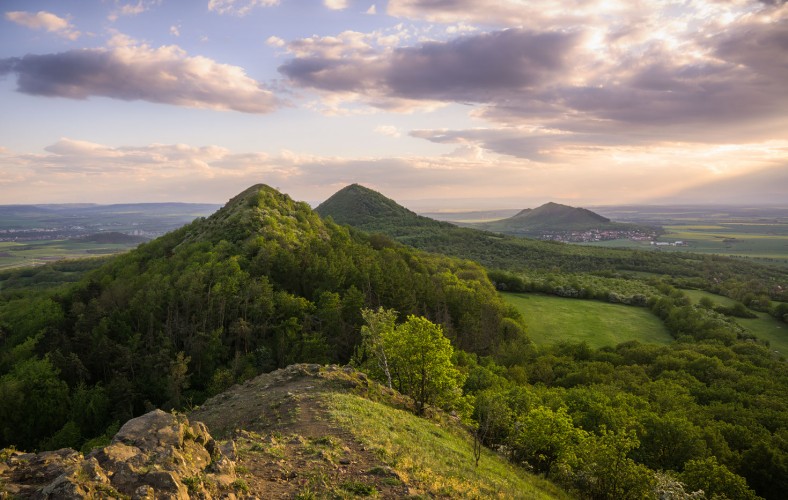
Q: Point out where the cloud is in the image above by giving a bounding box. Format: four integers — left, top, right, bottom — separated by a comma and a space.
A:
170, 25, 180, 37
280, 29, 579, 102
2, 137, 784, 205
5, 11, 80, 40
366, 5, 377, 15
266, 36, 286, 47
279, 0, 788, 151
0, 35, 279, 114
207, 0, 280, 16
324, 0, 349, 10
108, 1, 160, 21
374, 125, 401, 138
386, 0, 633, 30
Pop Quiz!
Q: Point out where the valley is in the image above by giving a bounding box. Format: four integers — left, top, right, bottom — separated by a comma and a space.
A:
0, 203, 219, 270
1, 184, 787, 499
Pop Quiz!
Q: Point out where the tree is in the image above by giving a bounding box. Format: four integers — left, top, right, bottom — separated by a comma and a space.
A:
511, 406, 583, 475
358, 310, 465, 416
357, 307, 398, 389
680, 456, 760, 500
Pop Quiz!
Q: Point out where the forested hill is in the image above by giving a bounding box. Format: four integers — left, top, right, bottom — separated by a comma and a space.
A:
474, 202, 633, 234
317, 185, 787, 303
315, 183, 453, 232
0, 184, 523, 451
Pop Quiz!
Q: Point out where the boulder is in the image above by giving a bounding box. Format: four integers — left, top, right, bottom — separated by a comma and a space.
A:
0, 410, 239, 499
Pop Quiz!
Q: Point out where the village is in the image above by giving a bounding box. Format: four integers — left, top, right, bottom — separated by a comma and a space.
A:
538, 228, 660, 243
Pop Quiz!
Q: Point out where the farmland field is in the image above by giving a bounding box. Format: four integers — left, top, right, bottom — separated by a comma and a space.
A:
0, 240, 137, 270
583, 205, 788, 266
502, 293, 673, 348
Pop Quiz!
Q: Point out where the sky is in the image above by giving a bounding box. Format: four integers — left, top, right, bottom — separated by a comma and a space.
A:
1, 0, 787, 209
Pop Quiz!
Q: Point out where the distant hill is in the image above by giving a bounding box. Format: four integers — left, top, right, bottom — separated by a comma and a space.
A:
315, 184, 451, 233
470, 201, 636, 236
316, 185, 786, 285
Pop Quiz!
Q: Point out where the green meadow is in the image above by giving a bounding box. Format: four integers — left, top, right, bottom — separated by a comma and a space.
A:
683, 289, 788, 356
502, 293, 673, 348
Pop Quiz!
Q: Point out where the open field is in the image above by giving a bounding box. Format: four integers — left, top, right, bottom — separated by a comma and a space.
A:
0, 240, 139, 270
582, 205, 788, 266
583, 223, 788, 266
502, 293, 673, 348
683, 289, 788, 356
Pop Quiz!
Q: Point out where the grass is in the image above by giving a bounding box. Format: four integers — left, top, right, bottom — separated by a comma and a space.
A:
682, 289, 788, 356
503, 293, 673, 348
325, 392, 570, 499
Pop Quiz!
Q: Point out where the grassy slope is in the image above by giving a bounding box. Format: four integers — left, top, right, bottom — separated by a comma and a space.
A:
683, 289, 788, 355
190, 364, 570, 499
326, 392, 569, 499
503, 293, 673, 348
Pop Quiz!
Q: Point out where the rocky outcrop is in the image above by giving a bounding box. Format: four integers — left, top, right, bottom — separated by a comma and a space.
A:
0, 410, 240, 499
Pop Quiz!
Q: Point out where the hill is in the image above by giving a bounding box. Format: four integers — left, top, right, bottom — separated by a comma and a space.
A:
316, 185, 788, 300
469, 201, 648, 239
315, 183, 452, 234
481, 202, 610, 231
0, 184, 522, 451
0, 364, 568, 498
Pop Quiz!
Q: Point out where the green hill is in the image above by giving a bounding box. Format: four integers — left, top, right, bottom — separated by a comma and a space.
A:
315, 183, 451, 234
0, 184, 522, 451
481, 202, 613, 232
315, 185, 788, 298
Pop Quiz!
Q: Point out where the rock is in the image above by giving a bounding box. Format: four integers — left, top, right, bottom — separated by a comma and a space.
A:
143, 470, 189, 499
132, 484, 155, 499
1, 410, 238, 499
114, 409, 184, 449
9, 448, 81, 486
220, 439, 238, 460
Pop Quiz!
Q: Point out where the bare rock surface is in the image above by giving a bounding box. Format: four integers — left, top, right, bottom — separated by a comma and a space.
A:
1, 364, 414, 499
0, 409, 240, 499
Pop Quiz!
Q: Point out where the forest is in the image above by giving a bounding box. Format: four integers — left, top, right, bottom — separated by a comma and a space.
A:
1, 183, 787, 499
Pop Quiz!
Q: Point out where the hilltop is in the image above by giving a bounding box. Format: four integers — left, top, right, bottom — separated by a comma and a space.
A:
190, 364, 568, 499
466, 202, 650, 240
478, 202, 613, 232
315, 184, 453, 236
0, 364, 568, 498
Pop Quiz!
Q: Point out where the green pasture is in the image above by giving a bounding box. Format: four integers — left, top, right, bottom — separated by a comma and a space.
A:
0, 240, 136, 270
502, 293, 673, 348
682, 289, 788, 356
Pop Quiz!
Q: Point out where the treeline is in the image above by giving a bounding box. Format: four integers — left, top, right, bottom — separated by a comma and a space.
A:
489, 268, 788, 326
0, 186, 523, 451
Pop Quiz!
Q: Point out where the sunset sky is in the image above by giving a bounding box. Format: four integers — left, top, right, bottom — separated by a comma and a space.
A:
1, 0, 786, 208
